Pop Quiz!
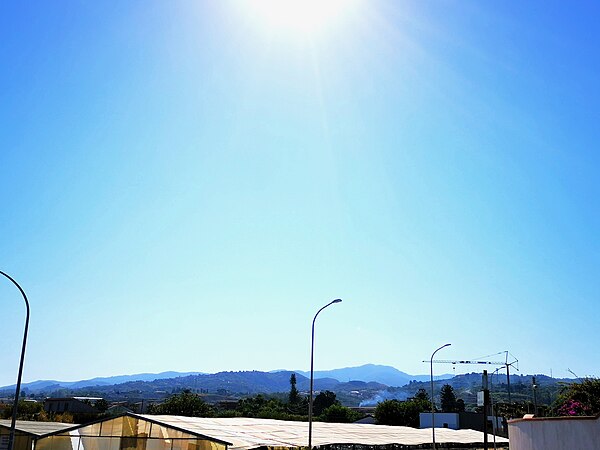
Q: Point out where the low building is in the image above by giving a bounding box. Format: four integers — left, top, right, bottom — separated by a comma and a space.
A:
420, 412, 460, 429
43, 397, 103, 415
420, 412, 506, 435
353, 414, 376, 424
508, 414, 600, 450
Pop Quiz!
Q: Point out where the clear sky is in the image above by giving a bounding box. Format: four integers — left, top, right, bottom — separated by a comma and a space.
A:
1, 1, 599, 387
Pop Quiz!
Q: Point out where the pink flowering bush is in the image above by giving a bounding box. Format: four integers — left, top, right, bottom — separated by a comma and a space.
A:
557, 399, 592, 416
553, 377, 600, 417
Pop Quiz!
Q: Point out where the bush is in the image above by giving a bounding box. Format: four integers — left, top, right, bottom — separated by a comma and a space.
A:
147, 391, 213, 417
320, 404, 360, 423
554, 378, 600, 416
374, 398, 429, 427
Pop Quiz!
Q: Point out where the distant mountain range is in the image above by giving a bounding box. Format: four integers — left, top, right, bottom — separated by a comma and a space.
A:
0, 364, 452, 393
0, 364, 451, 399
0, 371, 203, 392
288, 364, 453, 386
0, 365, 569, 408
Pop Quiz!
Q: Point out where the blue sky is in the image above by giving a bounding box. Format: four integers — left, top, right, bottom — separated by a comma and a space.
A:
1, 0, 599, 386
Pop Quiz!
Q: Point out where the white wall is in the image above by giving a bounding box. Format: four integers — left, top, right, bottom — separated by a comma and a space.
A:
508, 416, 600, 450
419, 412, 460, 430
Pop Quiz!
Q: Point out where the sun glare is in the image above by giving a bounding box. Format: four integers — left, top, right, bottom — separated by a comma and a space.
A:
245, 0, 359, 35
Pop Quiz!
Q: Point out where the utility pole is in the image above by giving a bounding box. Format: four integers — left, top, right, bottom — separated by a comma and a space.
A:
506, 363, 512, 405
482, 370, 489, 450
532, 376, 538, 416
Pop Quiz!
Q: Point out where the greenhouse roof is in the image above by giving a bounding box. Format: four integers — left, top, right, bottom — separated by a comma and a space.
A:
137, 414, 510, 449
0, 420, 76, 437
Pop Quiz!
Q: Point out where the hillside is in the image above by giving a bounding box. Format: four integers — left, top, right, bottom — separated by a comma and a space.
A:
0, 366, 571, 410
0, 371, 203, 392
1, 364, 444, 395
291, 364, 453, 387
358, 373, 571, 407
1, 370, 386, 405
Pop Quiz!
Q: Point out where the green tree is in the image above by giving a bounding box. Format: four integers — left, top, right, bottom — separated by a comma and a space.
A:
0, 400, 75, 423
236, 394, 268, 416
289, 373, 300, 405
147, 390, 213, 417
401, 399, 428, 427
440, 384, 458, 412
313, 390, 338, 416
414, 389, 432, 410
2, 400, 44, 421
236, 395, 288, 418
374, 400, 403, 425
374, 399, 427, 427
95, 399, 109, 413
414, 388, 430, 402
320, 404, 360, 423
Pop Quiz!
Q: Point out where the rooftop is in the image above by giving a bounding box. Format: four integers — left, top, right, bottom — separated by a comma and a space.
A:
0, 420, 76, 437
138, 414, 509, 450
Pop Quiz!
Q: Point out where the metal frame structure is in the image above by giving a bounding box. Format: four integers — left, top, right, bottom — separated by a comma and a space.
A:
426, 351, 519, 403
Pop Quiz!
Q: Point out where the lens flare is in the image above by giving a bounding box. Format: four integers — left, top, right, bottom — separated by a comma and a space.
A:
245, 0, 359, 35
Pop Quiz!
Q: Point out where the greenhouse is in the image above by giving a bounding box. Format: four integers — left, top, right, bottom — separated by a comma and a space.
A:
0, 420, 74, 450
2, 413, 508, 450
1, 415, 229, 450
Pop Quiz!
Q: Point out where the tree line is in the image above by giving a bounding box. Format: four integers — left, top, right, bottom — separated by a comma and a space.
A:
147, 374, 362, 423
4, 375, 600, 424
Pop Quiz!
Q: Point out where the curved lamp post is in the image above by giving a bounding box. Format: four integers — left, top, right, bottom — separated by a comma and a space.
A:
308, 299, 342, 450
490, 367, 503, 450
430, 343, 451, 450
0, 271, 30, 450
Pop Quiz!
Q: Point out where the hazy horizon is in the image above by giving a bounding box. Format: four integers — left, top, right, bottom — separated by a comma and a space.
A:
0, 363, 517, 389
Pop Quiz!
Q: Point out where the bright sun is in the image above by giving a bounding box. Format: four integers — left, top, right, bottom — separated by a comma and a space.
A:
245, 0, 359, 35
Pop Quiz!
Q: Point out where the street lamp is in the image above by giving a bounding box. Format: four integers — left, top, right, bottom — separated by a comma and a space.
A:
0, 271, 30, 450
490, 367, 504, 450
308, 298, 342, 450
430, 343, 451, 450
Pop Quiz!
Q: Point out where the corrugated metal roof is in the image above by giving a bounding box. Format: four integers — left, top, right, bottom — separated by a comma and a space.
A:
0, 420, 76, 437
138, 415, 509, 450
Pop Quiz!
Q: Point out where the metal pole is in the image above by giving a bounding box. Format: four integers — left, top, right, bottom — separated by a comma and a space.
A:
0, 271, 30, 450
532, 376, 538, 416
490, 369, 499, 450
506, 364, 511, 406
308, 299, 341, 450
430, 343, 451, 450
482, 370, 489, 450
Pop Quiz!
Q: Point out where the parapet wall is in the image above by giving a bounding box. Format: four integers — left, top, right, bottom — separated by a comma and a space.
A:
508, 415, 600, 450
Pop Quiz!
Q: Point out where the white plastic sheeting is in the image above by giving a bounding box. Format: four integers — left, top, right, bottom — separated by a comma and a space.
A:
139, 415, 509, 450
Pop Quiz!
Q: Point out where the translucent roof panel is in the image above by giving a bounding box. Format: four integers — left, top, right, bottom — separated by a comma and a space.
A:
37, 416, 229, 450
0, 420, 76, 437
53, 416, 227, 444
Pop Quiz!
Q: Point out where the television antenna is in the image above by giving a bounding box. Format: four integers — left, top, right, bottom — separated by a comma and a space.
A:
424, 351, 519, 403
